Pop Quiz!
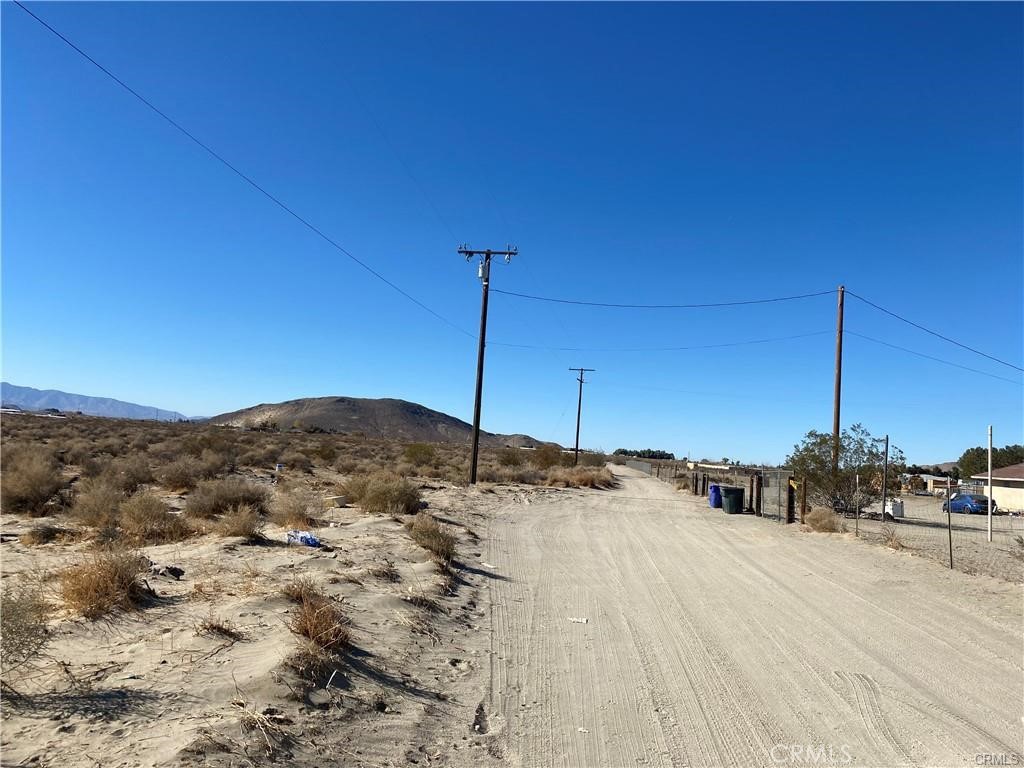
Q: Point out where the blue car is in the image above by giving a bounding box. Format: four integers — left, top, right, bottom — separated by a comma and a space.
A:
942, 494, 993, 514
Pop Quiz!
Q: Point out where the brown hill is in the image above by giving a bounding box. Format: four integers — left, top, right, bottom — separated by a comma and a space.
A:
209, 396, 543, 447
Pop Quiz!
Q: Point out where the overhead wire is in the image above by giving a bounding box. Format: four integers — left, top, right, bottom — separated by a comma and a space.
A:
491, 287, 837, 309
846, 289, 1023, 373
12, 0, 475, 340
845, 331, 1022, 386
490, 330, 832, 353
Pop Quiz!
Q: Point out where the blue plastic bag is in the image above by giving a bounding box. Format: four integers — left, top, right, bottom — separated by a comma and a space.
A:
286, 530, 321, 547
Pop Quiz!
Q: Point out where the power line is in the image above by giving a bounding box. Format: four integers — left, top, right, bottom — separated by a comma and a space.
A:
13, 0, 474, 340
846, 290, 1023, 373
490, 330, 832, 353
845, 331, 1023, 386
491, 287, 836, 309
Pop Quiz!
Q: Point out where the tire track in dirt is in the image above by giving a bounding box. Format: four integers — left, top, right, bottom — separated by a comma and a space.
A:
482, 469, 1022, 767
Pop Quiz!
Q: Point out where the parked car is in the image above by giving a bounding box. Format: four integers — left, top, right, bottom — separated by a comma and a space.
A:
942, 493, 994, 514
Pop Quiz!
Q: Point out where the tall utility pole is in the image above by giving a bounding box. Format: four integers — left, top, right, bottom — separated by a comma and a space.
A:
832, 285, 846, 478
569, 367, 595, 466
458, 244, 517, 484
881, 434, 889, 520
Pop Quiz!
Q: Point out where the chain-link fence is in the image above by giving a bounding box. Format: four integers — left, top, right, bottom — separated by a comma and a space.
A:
630, 461, 1021, 580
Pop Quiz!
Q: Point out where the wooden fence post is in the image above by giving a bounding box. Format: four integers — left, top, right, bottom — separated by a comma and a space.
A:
800, 479, 807, 524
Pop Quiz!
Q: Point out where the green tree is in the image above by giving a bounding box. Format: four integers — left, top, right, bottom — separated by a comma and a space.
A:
957, 444, 1024, 480
786, 424, 905, 512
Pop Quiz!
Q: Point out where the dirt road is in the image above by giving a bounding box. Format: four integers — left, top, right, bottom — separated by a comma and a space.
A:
481, 467, 1022, 767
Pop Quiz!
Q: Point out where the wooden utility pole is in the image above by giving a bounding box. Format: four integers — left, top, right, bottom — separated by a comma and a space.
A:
880, 434, 890, 523
832, 285, 845, 477
569, 367, 595, 466
458, 244, 517, 484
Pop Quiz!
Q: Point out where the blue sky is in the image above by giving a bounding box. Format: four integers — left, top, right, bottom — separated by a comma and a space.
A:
3, 2, 1021, 464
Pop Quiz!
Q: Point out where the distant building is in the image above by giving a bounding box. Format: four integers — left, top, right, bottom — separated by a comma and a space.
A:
970, 462, 1024, 512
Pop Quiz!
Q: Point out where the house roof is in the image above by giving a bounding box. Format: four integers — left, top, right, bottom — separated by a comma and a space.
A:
970, 462, 1024, 482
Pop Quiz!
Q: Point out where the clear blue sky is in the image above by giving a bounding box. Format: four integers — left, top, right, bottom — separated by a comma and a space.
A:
3, 2, 1021, 464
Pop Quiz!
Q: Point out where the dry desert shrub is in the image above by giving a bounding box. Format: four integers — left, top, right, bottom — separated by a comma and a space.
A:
195, 613, 244, 641
497, 447, 523, 467
157, 456, 203, 490
60, 549, 152, 619
120, 492, 192, 544
1, 445, 63, 516
403, 443, 436, 467
215, 504, 266, 542
577, 452, 608, 468
288, 594, 350, 653
805, 507, 845, 533
529, 444, 564, 470
368, 559, 400, 582
544, 467, 616, 489
270, 486, 319, 528
101, 455, 153, 494
185, 478, 269, 519
281, 576, 323, 604
71, 478, 124, 528
1, 584, 52, 684
881, 524, 904, 550
20, 523, 80, 546
278, 450, 313, 473
343, 471, 420, 515
405, 513, 456, 564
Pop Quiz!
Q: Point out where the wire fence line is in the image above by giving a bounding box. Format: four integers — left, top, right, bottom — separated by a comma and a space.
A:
630, 460, 1023, 581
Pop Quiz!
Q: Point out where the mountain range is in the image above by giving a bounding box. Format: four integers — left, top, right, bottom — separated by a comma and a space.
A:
1, 383, 190, 422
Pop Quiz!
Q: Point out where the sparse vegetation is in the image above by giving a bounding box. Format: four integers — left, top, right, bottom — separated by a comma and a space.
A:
1, 445, 63, 516
156, 456, 204, 490
71, 478, 124, 528
288, 593, 350, 652
804, 507, 845, 533
0, 584, 52, 686
270, 485, 319, 528
405, 513, 456, 563
20, 523, 78, 546
882, 524, 904, 550
185, 478, 269, 519
195, 613, 244, 641
59, 549, 152, 619
120, 492, 192, 544
281, 576, 323, 604
344, 471, 421, 515
544, 466, 616, 489
403, 442, 436, 466
215, 504, 266, 542
529, 444, 565, 470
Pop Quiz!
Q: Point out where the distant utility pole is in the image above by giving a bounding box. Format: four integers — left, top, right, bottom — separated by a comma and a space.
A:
832, 285, 845, 478
458, 244, 517, 485
569, 367, 595, 466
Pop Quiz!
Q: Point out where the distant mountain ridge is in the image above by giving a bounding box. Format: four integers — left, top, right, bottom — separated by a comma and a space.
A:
1, 383, 189, 421
209, 396, 543, 447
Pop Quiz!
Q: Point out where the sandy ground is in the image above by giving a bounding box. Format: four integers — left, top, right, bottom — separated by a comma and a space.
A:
479, 467, 1023, 768
852, 495, 1024, 581
3, 467, 1021, 767
0, 481, 514, 768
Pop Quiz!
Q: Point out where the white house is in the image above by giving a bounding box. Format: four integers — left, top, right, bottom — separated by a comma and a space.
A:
970, 462, 1024, 513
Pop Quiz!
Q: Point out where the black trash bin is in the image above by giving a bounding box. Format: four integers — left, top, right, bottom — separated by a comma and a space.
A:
721, 486, 744, 514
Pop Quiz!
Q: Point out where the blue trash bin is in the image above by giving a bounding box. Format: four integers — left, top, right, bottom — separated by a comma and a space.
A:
709, 484, 722, 508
